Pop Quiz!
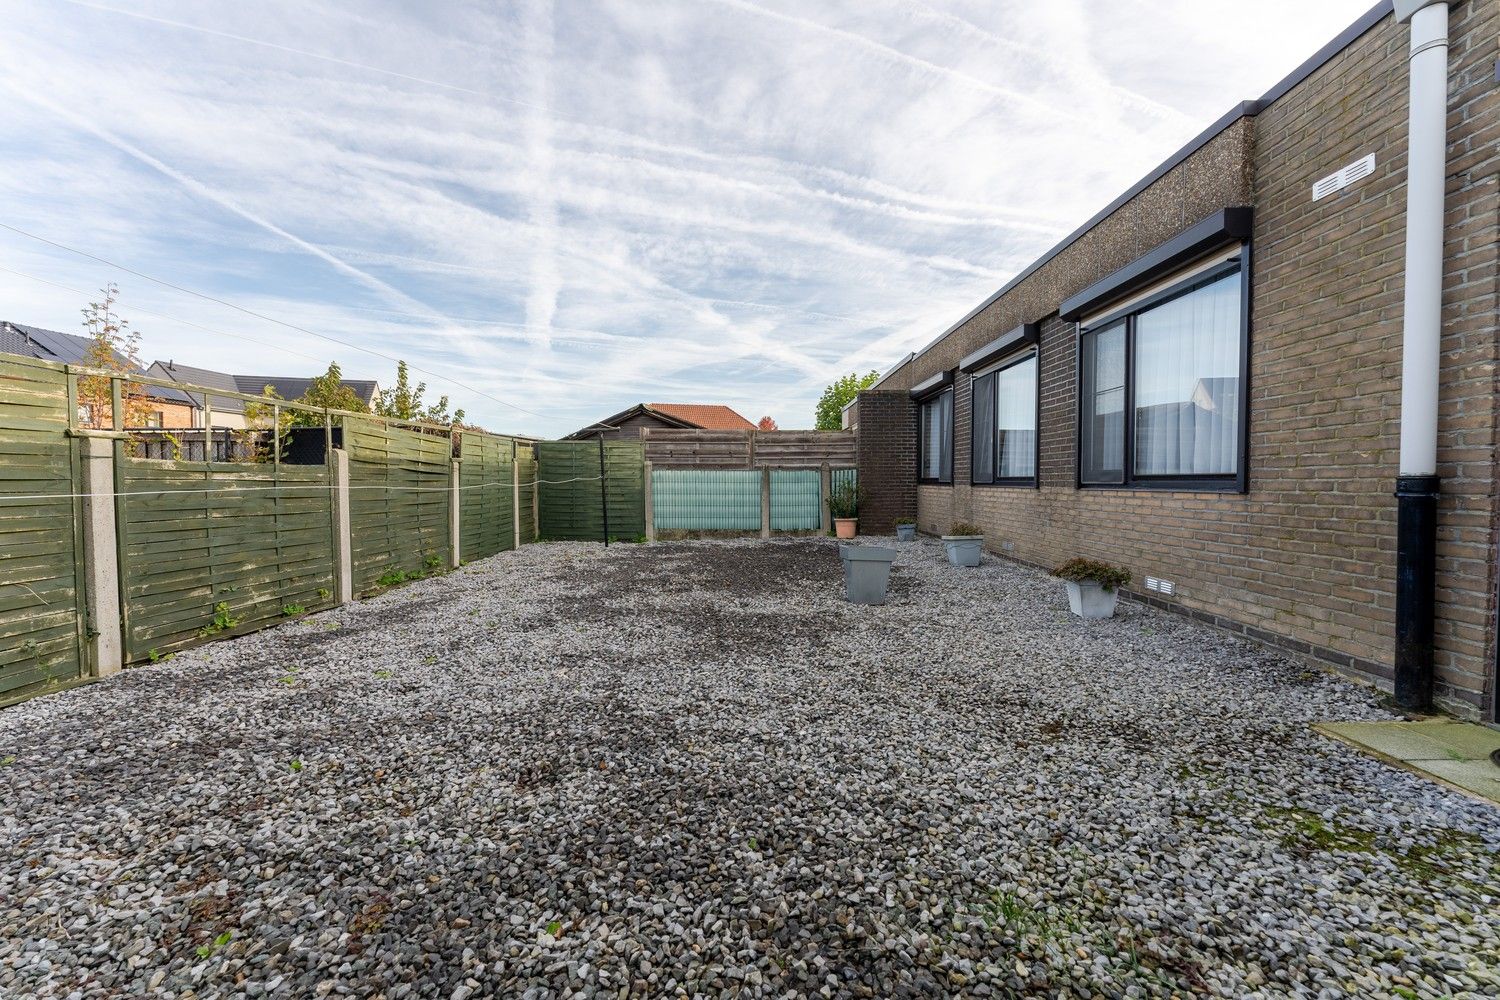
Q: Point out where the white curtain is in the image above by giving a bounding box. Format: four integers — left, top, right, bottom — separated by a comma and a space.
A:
995, 355, 1036, 479
1133, 271, 1240, 476
1081, 322, 1125, 483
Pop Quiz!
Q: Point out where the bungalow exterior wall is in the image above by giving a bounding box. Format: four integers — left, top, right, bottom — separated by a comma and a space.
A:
859, 1, 1498, 718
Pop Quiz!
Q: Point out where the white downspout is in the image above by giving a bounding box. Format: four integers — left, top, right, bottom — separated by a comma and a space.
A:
1392, 0, 1452, 711
1396, 0, 1450, 479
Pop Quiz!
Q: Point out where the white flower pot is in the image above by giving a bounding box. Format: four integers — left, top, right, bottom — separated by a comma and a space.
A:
1065, 580, 1118, 619
895, 523, 916, 542
941, 535, 984, 567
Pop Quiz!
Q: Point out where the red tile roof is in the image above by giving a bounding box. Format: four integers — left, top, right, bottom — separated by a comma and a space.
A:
648, 403, 756, 431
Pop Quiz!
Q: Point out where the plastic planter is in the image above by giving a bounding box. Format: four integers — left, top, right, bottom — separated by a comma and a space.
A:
1064, 580, 1119, 619
941, 535, 983, 567
840, 545, 897, 605
895, 523, 916, 542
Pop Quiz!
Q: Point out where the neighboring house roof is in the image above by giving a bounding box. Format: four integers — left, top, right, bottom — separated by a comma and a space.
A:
1, 322, 197, 406
149, 361, 379, 415
647, 403, 756, 431
565, 402, 757, 439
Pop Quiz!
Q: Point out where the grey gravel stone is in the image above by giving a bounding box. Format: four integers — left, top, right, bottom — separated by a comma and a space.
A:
1, 537, 1497, 999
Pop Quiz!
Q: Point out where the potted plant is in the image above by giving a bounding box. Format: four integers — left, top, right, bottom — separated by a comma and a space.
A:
827, 480, 865, 539
895, 518, 917, 542
941, 521, 985, 566
839, 543, 898, 605
1052, 558, 1131, 619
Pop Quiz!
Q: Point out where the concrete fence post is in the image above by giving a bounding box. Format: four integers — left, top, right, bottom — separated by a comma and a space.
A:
531, 467, 540, 541
512, 458, 521, 550
331, 448, 353, 604
80, 436, 122, 677
819, 462, 832, 534
760, 466, 771, 539
450, 459, 461, 568
643, 460, 656, 542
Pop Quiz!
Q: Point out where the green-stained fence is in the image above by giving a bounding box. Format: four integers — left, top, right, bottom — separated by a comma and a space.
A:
769, 470, 821, 530
459, 432, 514, 561
346, 420, 452, 592
652, 469, 761, 532
0, 356, 86, 703
116, 458, 335, 660
516, 443, 537, 541
537, 440, 645, 540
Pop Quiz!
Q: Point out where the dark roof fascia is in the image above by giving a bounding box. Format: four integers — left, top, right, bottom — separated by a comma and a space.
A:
909, 369, 954, 400
1058, 208, 1253, 321
958, 323, 1040, 372
885, 0, 1394, 381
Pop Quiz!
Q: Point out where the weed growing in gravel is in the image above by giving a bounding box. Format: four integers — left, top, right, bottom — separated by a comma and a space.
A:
282, 604, 307, 617
0, 755, 15, 767
317, 587, 332, 600
423, 654, 437, 665
194, 931, 232, 959
545, 920, 562, 937
374, 668, 393, 680
289, 760, 304, 772
278, 667, 299, 686
146, 648, 175, 663
424, 554, 442, 570
199, 602, 238, 637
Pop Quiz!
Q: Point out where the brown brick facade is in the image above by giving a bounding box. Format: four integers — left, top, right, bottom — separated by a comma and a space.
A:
858, 3, 1498, 718
852, 390, 916, 534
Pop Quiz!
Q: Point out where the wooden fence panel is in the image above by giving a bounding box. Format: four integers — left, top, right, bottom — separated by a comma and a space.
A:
116, 459, 335, 660
459, 431, 514, 561
537, 440, 645, 540
642, 428, 856, 469
0, 356, 86, 702
346, 419, 452, 592
516, 443, 537, 541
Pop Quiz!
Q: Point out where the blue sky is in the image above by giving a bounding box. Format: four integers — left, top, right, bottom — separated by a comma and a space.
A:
0, 0, 1376, 436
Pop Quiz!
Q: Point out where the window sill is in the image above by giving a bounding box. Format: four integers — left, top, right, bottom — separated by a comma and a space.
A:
918, 479, 953, 487
971, 480, 1038, 490
1077, 480, 1245, 494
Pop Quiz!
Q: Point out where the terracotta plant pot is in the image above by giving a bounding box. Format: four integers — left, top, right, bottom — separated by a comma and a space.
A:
834, 518, 857, 539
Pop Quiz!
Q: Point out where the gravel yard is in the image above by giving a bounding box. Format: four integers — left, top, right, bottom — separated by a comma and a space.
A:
2, 537, 1498, 999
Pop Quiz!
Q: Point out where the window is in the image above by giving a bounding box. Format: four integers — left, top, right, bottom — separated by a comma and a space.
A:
144, 411, 164, 429
919, 389, 952, 483
1078, 261, 1245, 489
971, 351, 1038, 486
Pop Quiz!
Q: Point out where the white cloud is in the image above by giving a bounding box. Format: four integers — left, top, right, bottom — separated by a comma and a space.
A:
0, 0, 1377, 435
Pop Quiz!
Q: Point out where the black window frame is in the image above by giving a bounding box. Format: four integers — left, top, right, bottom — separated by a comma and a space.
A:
1074, 252, 1250, 493
917, 388, 953, 485
970, 348, 1040, 489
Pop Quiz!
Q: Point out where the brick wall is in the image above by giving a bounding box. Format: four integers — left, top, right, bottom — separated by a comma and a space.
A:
853, 390, 916, 533
889, 5, 1498, 718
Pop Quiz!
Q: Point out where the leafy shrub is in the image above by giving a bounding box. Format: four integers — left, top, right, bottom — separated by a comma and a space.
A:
827, 480, 866, 519
948, 521, 983, 536
1052, 558, 1131, 592
895, 517, 916, 526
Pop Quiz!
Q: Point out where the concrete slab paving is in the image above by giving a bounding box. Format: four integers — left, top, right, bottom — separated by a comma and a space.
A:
1316, 719, 1500, 805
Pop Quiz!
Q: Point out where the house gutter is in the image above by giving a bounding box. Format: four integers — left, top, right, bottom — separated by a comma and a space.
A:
1392, 0, 1454, 711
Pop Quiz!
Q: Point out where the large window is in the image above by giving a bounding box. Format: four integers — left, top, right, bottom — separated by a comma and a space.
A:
971, 351, 1038, 486
919, 389, 952, 483
1078, 261, 1245, 489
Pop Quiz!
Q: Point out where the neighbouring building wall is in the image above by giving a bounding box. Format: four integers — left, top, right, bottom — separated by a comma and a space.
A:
859, 3, 1498, 718
153, 401, 196, 429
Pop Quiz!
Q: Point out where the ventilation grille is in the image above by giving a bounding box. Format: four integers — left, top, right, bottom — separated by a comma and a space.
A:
1313, 154, 1376, 201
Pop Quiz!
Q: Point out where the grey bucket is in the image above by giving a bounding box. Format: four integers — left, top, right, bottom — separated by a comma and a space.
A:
942, 535, 983, 567
840, 545, 898, 605
895, 523, 916, 542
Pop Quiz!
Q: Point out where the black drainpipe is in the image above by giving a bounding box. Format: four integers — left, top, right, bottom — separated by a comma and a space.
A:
1394, 475, 1439, 710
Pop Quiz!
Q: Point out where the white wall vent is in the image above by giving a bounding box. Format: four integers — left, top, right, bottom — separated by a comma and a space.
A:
1144, 577, 1176, 596
1312, 154, 1376, 201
